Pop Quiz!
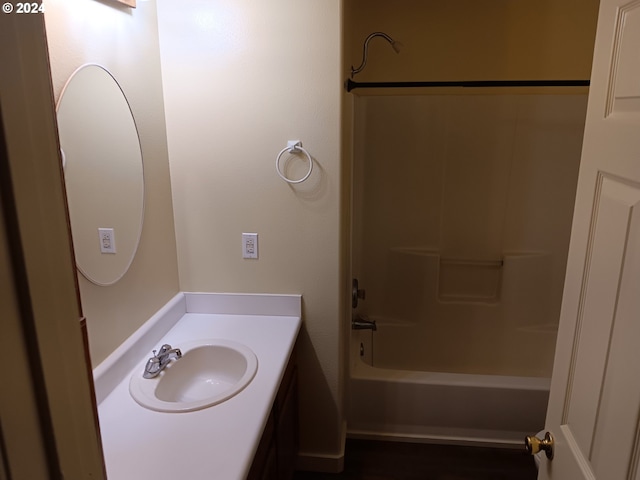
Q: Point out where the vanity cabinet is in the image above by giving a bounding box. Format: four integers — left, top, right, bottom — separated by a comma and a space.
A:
247, 347, 298, 480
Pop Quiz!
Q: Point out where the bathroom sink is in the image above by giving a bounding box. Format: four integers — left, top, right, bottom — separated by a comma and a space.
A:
129, 339, 258, 412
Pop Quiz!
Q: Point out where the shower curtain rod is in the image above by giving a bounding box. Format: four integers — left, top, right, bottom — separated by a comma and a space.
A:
344, 78, 590, 92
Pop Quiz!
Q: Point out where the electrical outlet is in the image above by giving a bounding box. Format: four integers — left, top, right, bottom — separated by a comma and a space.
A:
98, 228, 116, 254
242, 233, 258, 259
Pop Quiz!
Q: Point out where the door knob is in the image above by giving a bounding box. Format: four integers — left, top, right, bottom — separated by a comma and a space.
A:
525, 431, 554, 460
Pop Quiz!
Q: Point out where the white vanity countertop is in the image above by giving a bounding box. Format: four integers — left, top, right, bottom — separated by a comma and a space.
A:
96, 296, 301, 480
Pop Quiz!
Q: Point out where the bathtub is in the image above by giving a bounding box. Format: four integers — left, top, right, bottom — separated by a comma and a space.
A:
347, 331, 550, 447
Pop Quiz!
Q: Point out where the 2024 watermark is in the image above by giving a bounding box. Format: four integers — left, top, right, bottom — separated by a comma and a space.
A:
2, 2, 45, 13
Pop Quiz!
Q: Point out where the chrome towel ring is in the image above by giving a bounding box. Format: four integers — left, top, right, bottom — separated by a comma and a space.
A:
275, 140, 313, 184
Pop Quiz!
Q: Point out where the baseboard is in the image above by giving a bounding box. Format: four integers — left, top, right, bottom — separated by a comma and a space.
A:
296, 419, 348, 472
346, 429, 523, 449
296, 451, 345, 473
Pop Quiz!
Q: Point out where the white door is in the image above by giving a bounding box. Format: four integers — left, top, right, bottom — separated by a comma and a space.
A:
538, 0, 640, 478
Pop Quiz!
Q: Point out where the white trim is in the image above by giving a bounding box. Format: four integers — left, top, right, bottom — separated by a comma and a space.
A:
296, 451, 345, 473
185, 292, 301, 316
346, 430, 524, 449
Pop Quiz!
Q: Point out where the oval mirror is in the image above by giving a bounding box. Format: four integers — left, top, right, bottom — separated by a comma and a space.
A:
57, 64, 145, 286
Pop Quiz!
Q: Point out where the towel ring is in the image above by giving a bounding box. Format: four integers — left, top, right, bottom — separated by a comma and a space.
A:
275, 141, 313, 184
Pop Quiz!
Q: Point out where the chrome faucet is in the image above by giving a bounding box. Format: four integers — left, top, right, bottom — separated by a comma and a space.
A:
143, 344, 182, 378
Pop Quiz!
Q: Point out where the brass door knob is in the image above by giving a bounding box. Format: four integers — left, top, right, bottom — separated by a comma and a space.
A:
525, 431, 554, 460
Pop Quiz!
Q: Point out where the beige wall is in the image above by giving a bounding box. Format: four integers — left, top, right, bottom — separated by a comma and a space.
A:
156, 0, 344, 464
344, 0, 599, 85
44, 0, 180, 366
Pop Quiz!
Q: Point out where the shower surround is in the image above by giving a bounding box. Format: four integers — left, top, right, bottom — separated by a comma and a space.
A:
348, 93, 587, 444
352, 93, 588, 378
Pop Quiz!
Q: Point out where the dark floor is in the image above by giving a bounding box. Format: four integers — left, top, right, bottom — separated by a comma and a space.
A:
294, 439, 537, 480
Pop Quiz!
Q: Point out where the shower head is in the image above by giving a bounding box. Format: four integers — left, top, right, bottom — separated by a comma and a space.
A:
351, 32, 402, 78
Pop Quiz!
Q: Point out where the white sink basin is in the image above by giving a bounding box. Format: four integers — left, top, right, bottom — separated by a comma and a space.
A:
129, 339, 258, 412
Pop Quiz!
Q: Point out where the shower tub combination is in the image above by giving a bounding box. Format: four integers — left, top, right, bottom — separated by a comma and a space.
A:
347, 253, 555, 446
348, 327, 550, 447
348, 93, 588, 447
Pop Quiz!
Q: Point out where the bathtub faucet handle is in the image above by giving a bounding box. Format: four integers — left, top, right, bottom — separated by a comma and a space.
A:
352, 278, 366, 308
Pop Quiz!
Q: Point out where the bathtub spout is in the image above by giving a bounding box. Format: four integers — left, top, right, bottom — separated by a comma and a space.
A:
352, 317, 377, 331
